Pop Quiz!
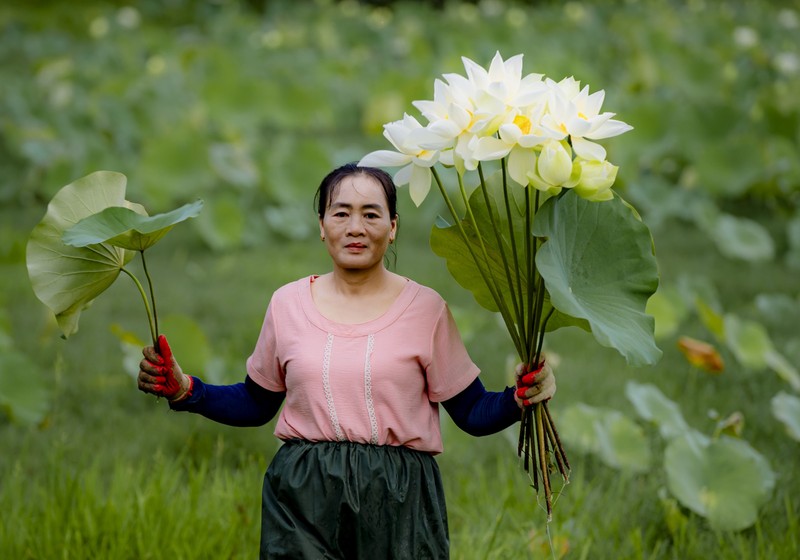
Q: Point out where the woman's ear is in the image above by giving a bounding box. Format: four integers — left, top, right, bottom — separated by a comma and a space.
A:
319, 219, 325, 242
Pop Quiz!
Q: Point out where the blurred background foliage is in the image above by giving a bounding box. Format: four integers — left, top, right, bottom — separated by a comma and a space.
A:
2, 0, 800, 557
3, 0, 798, 245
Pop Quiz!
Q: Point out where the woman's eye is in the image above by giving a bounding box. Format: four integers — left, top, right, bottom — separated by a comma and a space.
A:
365, 213, 379, 219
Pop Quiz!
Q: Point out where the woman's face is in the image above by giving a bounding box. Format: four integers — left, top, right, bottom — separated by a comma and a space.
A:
319, 174, 397, 273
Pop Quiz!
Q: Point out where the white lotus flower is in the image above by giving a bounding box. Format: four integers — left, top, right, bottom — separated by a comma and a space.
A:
542, 77, 633, 162
453, 133, 482, 173
361, 54, 631, 205
358, 114, 441, 206
459, 52, 547, 136
412, 79, 474, 149
471, 109, 556, 187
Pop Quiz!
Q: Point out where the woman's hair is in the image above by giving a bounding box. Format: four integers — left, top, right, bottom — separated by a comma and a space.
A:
315, 162, 398, 219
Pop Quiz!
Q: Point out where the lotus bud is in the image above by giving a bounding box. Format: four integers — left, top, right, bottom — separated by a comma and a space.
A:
537, 139, 573, 186
573, 159, 618, 201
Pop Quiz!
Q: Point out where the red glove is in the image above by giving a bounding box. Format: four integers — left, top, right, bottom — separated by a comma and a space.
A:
514, 361, 556, 407
138, 334, 193, 401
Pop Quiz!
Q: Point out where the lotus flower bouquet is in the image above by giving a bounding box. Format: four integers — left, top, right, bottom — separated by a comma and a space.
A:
360, 52, 661, 517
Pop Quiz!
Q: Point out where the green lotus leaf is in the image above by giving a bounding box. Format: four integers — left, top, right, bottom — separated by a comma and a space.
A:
430, 175, 588, 335
665, 431, 775, 531
625, 381, 690, 440
724, 314, 772, 368
559, 402, 651, 472
709, 213, 775, 263
63, 200, 203, 251
723, 315, 800, 390
26, 171, 139, 338
723, 313, 773, 370
533, 190, 662, 366
771, 391, 800, 442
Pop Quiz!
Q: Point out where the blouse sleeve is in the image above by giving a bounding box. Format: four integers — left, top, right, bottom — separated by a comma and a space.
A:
425, 303, 481, 402
245, 300, 285, 392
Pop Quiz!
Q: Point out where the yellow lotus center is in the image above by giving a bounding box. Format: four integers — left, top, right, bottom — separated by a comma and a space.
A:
513, 115, 532, 135
578, 111, 588, 120
559, 122, 568, 134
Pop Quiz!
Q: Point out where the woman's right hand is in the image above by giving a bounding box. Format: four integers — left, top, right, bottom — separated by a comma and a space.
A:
138, 334, 193, 402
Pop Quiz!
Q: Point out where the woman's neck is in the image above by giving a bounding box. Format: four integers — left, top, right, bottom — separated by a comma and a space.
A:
311, 267, 407, 324
328, 266, 393, 297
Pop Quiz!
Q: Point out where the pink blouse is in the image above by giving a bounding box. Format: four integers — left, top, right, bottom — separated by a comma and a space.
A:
246, 276, 480, 454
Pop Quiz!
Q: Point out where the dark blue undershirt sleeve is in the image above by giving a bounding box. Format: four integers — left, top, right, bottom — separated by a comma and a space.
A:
169, 375, 285, 427
441, 377, 521, 437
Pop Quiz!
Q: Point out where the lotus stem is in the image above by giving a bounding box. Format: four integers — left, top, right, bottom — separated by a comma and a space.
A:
456, 172, 516, 332
477, 163, 524, 342
536, 403, 552, 520
536, 307, 555, 364
529, 412, 538, 491
500, 159, 526, 339
544, 403, 571, 475
524, 187, 534, 358
139, 250, 159, 341
431, 168, 523, 355
121, 267, 157, 346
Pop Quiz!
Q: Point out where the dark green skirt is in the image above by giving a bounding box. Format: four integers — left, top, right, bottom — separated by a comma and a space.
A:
260, 440, 449, 559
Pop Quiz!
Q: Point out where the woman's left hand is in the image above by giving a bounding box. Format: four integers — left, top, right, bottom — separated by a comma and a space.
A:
514, 361, 556, 408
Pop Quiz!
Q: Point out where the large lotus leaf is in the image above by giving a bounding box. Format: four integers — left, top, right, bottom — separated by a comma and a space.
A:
559, 402, 651, 473
0, 351, 52, 425
533, 190, 662, 366
26, 171, 140, 338
665, 431, 775, 531
626, 381, 690, 440
430, 175, 588, 334
723, 314, 772, 369
709, 213, 775, 263
62, 200, 203, 251
771, 391, 800, 442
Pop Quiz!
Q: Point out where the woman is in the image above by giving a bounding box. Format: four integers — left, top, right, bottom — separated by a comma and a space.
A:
138, 163, 555, 559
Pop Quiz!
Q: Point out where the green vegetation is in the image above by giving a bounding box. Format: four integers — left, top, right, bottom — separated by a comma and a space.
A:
1, 0, 799, 558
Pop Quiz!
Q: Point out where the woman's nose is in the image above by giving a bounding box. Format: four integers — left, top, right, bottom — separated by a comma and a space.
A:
346, 216, 366, 234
